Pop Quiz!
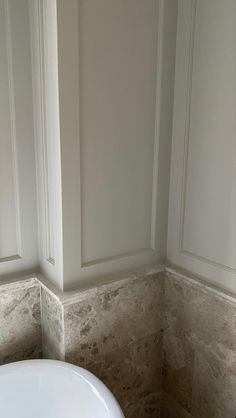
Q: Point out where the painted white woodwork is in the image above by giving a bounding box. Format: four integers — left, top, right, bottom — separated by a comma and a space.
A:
31, 0, 177, 290
78, 0, 160, 264
57, 0, 178, 290
0, 0, 38, 276
167, 0, 236, 292
3, 0, 235, 293
29, 0, 63, 289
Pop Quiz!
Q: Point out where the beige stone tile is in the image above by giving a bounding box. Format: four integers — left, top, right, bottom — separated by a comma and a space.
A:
165, 272, 236, 360
191, 343, 236, 418
163, 329, 194, 412
164, 272, 236, 416
126, 392, 161, 418
0, 283, 41, 362
64, 273, 164, 359
161, 392, 193, 418
41, 287, 64, 360
42, 345, 56, 360
66, 332, 163, 411
0, 345, 41, 366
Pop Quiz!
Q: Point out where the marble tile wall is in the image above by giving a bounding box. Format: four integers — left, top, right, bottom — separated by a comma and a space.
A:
41, 286, 64, 360
1, 267, 236, 418
0, 277, 41, 365
162, 268, 236, 418
41, 270, 165, 418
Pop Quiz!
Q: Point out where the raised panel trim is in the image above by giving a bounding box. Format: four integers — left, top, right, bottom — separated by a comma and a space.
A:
150, 0, 165, 251
178, 0, 236, 274
0, 0, 21, 263
80, 0, 164, 268
82, 248, 154, 268
36, 0, 55, 266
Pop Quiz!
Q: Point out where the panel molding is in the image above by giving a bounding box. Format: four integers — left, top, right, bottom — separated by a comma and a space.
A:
178, 0, 236, 274
82, 248, 153, 268
36, 0, 55, 266
0, 0, 21, 263
80, 0, 164, 268
150, 0, 165, 250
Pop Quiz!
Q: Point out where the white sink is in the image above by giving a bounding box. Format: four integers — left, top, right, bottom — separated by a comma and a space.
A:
0, 359, 125, 418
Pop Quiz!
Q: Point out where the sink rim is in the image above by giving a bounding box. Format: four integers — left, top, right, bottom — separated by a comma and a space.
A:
0, 359, 125, 418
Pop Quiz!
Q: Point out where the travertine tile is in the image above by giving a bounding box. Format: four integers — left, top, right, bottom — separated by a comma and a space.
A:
191, 342, 236, 418
64, 273, 164, 361
163, 328, 194, 412
164, 270, 236, 418
165, 272, 236, 358
41, 287, 64, 360
163, 274, 195, 411
164, 273, 194, 337
0, 281, 41, 363
83, 333, 163, 416
126, 392, 161, 418
3, 268, 236, 418
161, 392, 193, 418
0, 345, 42, 366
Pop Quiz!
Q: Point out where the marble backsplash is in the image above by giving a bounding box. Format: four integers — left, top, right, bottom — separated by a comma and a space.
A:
41, 269, 165, 418
1, 267, 236, 418
0, 277, 41, 365
162, 268, 236, 418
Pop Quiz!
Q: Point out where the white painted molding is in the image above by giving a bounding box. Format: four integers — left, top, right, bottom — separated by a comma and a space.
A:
79, 0, 164, 268
36, 0, 55, 266
0, 0, 21, 262
150, 0, 165, 251
167, 0, 236, 292
29, 0, 63, 289
178, 0, 235, 274
54, 0, 177, 289
30, 0, 177, 289
0, 0, 38, 276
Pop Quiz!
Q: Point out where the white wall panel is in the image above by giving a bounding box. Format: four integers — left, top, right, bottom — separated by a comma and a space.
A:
56, 0, 177, 289
30, 0, 177, 290
0, 0, 19, 260
30, 0, 63, 289
168, 0, 236, 292
0, 0, 38, 276
79, 0, 158, 264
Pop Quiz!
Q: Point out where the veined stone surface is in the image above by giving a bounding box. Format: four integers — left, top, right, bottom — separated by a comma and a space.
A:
163, 268, 236, 418
0, 278, 41, 364
41, 269, 164, 418
1, 266, 236, 418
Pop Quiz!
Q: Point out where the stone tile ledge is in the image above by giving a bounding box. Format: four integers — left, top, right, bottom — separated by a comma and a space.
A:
166, 264, 236, 307
0, 263, 235, 307
0, 275, 39, 293
38, 264, 165, 306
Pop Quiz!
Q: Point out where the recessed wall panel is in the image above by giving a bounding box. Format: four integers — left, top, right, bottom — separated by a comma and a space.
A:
168, 0, 236, 292
0, 0, 38, 275
79, 0, 158, 264
0, 0, 19, 259
182, 0, 236, 270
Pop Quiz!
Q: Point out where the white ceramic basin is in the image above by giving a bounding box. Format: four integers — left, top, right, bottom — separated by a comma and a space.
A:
0, 359, 124, 418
